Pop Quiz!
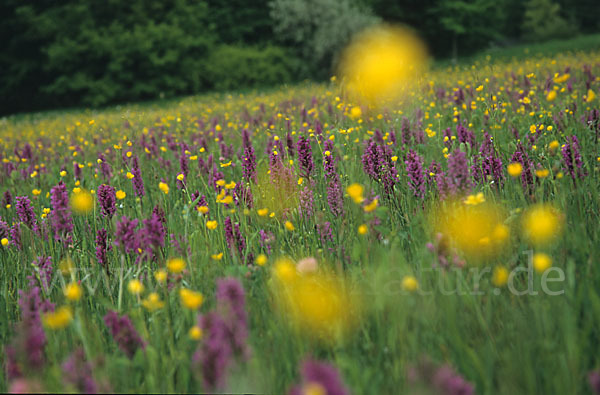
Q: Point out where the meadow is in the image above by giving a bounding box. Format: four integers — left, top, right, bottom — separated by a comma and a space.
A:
1, 41, 600, 394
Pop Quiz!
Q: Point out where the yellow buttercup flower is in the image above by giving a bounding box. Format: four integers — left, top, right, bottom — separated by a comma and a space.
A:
346, 183, 364, 204
43, 306, 73, 329
464, 192, 485, 206
154, 269, 168, 283
522, 204, 562, 246
492, 266, 509, 287
507, 162, 522, 177
364, 199, 378, 213
64, 282, 82, 301
1, 238, 8, 247
256, 254, 268, 266
158, 182, 169, 195
167, 257, 186, 274
142, 293, 165, 311
546, 90, 557, 101
179, 288, 204, 310
116, 190, 126, 200
586, 89, 596, 103
257, 208, 269, 217
70, 189, 93, 214
401, 275, 418, 291
211, 252, 223, 261
127, 279, 144, 295
189, 326, 203, 340
533, 253, 552, 273
285, 221, 295, 231
358, 224, 368, 235
206, 220, 218, 230
176, 173, 185, 181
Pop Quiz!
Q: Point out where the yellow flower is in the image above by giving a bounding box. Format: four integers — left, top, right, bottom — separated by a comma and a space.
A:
546, 90, 557, 101
142, 293, 165, 311
364, 199, 378, 212
324, 150, 331, 157
533, 253, 552, 273
127, 279, 144, 295
273, 258, 297, 283
507, 162, 522, 177
154, 269, 167, 283
176, 173, 185, 181
70, 189, 93, 214
1, 238, 8, 247
522, 204, 562, 246
549, 140, 559, 151
64, 282, 82, 301
256, 254, 268, 266
167, 258, 186, 273
350, 106, 362, 118
220, 161, 232, 168
464, 192, 485, 206
492, 266, 509, 287
60, 170, 67, 177
206, 220, 218, 230
32, 189, 41, 196
197, 205, 209, 214
180, 288, 204, 310
116, 190, 126, 200
298, 177, 304, 185
43, 306, 73, 329
401, 275, 418, 291
257, 208, 269, 217
358, 224, 368, 235
346, 183, 364, 204
158, 182, 169, 195
535, 169, 549, 178
189, 326, 203, 340
225, 181, 236, 189
219, 195, 233, 205
126, 172, 134, 179
285, 221, 295, 231
586, 89, 596, 103
211, 252, 223, 261
216, 179, 226, 187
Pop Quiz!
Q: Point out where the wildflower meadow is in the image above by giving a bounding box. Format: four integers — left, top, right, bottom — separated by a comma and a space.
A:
1, 33, 600, 394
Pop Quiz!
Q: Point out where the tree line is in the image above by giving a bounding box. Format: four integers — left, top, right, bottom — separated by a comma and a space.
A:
0, 0, 597, 115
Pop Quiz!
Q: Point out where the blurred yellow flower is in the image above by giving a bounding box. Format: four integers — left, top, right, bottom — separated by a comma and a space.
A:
180, 288, 204, 310
154, 269, 167, 283
206, 220, 218, 230
492, 266, 509, 287
285, 221, 295, 231
127, 279, 144, 295
116, 190, 126, 200
189, 326, 203, 340
158, 182, 169, 195
256, 254, 268, 266
522, 204, 562, 246
176, 173, 185, 181
142, 293, 165, 311
167, 257, 186, 273
586, 89, 596, 102
507, 162, 522, 177
464, 192, 485, 206
64, 282, 82, 301
364, 199, 378, 212
211, 252, 223, 261
257, 208, 269, 217
43, 306, 73, 329
346, 183, 364, 204
1, 238, 8, 247
358, 224, 368, 235
70, 189, 93, 214
401, 275, 418, 291
533, 253, 552, 273
546, 90, 557, 101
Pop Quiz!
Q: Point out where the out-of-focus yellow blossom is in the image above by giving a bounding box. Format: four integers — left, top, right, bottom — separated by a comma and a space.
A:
492, 266, 509, 287
64, 282, 82, 301
358, 224, 368, 235
464, 192, 485, 205
206, 220, 218, 230
507, 162, 523, 177
401, 275, 418, 291
176, 173, 185, 181
158, 182, 169, 194
285, 221, 295, 231
154, 269, 167, 283
346, 183, 364, 204
127, 279, 144, 295
364, 199, 378, 212
142, 293, 165, 311
586, 89, 596, 102
256, 254, 268, 266
257, 208, 269, 217
70, 189, 93, 214
211, 253, 223, 261
1, 238, 8, 246
179, 288, 204, 310
116, 190, 126, 200
522, 204, 562, 246
189, 326, 203, 340
167, 258, 186, 273
533, 253, 552, 273
43, 306, 73, 329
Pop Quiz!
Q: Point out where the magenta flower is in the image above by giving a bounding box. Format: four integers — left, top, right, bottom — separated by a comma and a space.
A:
289, 359, 348, 395
103, 310, 146, 358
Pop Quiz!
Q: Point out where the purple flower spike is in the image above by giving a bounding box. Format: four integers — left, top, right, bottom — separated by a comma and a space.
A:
103, 310, 146, 359
290, 359, 348, 395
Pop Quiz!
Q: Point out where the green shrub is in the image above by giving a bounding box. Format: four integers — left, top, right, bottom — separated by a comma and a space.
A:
204, 45, 299, 91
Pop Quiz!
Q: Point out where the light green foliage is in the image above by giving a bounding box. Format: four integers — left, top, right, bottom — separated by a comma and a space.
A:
522, 0, 577, 42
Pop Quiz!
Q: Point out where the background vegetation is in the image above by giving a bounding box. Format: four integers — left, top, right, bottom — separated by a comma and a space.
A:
1, 0, 599, 114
